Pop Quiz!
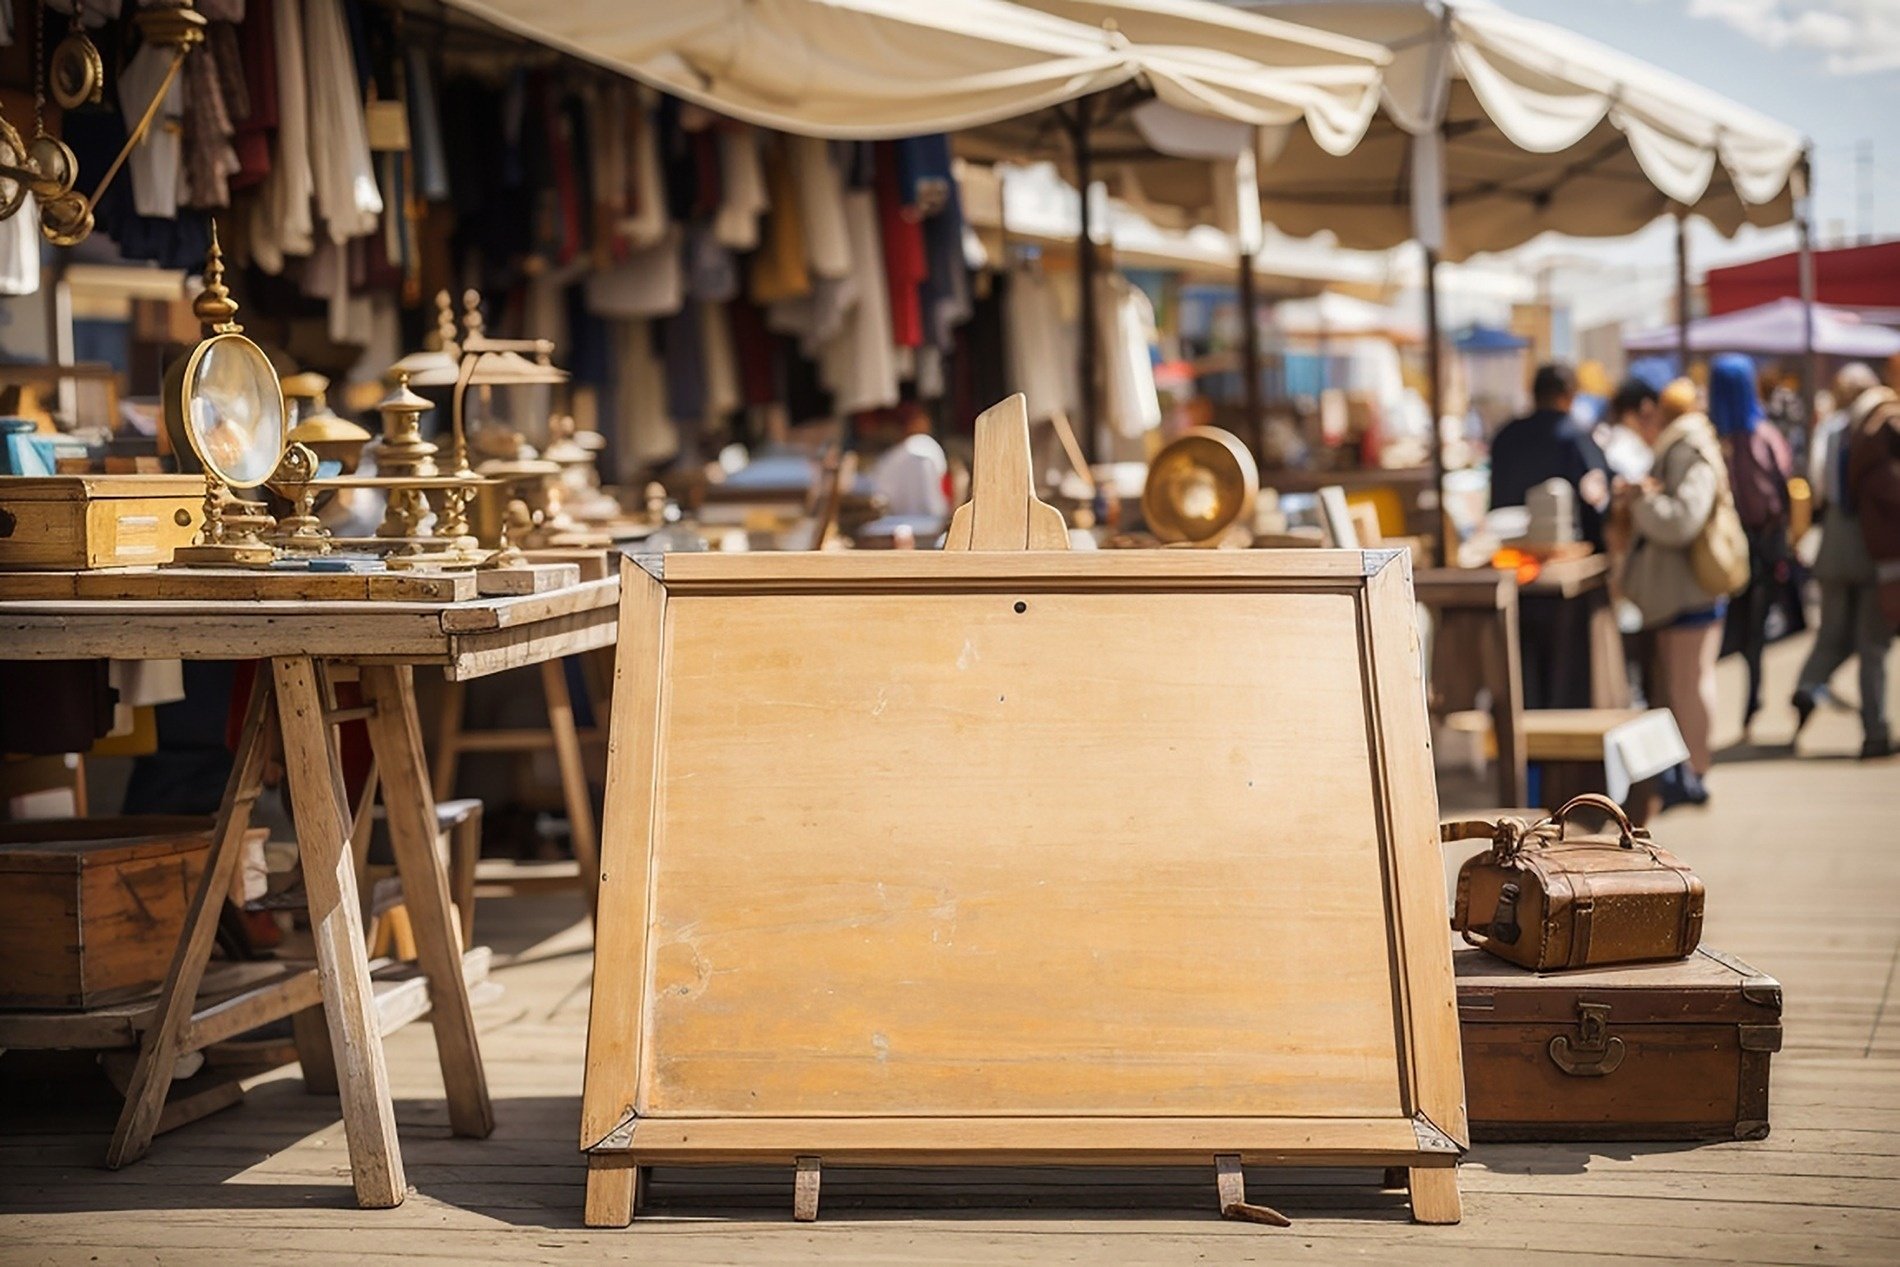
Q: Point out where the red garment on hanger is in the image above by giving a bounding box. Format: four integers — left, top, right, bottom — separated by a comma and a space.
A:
874, 143, 926, 350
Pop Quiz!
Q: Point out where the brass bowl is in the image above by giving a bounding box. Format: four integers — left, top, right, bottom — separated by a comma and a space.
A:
1141, 427, 1259, 545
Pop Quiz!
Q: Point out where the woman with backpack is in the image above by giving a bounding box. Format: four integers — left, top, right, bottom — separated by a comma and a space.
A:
1709, 353, 1795, 737
1614, 377, 1750, 806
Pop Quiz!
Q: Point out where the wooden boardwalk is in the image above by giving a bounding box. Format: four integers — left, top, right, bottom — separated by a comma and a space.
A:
4, 632, 1898, 1264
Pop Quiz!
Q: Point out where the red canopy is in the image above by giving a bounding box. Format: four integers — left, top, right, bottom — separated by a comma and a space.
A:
1704, 240, 1900, 316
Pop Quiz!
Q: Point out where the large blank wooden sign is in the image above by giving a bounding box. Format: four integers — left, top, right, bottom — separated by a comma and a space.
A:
582, 399, 1466, 1228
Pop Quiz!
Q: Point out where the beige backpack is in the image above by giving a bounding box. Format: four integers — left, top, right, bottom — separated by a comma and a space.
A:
1677, 423, 1750, 598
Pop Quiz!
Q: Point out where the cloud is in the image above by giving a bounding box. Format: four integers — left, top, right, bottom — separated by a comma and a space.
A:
1686, 0, 1900, 74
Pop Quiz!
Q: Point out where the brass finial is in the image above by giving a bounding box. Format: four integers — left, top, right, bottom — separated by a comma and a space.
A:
433, 290, 459, 352
462, 289, 485, 341
193, 222, 241, 333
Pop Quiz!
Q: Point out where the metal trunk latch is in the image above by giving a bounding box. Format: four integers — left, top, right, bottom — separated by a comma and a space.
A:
1549, 1000, 1625, 1076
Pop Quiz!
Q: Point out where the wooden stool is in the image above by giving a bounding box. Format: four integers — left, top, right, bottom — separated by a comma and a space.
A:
1523, 708, 1688, 826
365, 798, 484, 958
433, 660, 603, 920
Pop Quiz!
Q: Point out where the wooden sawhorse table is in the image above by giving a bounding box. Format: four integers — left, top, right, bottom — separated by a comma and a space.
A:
0, 577, 619, 1206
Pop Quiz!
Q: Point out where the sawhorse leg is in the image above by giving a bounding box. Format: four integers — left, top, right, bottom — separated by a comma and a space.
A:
275, 656, 407, 1207
541, 658, 600, 919
107, 676, 278, 1170
360, 665, 495, 1140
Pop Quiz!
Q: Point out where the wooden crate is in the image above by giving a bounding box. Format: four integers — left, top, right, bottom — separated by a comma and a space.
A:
0, 816, 213, 1010
0, 475, 204, 570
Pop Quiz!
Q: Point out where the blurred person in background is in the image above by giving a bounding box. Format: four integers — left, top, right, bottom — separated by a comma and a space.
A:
1793, 364, 1895, 759
1617, 379, 1730, 806
1490, 362, 1613, 549
1709, 353, 1794, 736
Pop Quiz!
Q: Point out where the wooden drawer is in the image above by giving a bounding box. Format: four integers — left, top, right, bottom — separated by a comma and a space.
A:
0, 816, 214, 1010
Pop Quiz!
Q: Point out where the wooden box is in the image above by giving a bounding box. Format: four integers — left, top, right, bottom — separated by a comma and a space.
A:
0, 816, 214, 1010
0, 475, 204, 570
583, 398, 1468, 1228
1456, 945, 1781, 1141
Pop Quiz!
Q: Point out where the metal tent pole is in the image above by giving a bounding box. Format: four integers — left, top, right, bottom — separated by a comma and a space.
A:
1068, 97, 1100, 464
1674, 211, 1692, 374
1424, 245, 1448, 567
1795, 152, 1819, 421
1238, 245, 1264, 460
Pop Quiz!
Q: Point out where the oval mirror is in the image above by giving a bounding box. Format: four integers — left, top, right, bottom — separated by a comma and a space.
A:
179, 332, 285, 489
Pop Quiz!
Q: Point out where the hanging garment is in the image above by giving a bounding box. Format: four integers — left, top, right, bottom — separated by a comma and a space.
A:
612, 319, 677, 472
405, 45, 447, 202
251, 0, 313, 271
0, 193, 38, 295
231, 0, 279, 190
305, 0, 382, 242
179, 21, 242, 208
713, 125, 767, 251
1096, 274, 1163, 440
749, 137, 810, 304
874, 142, 926, 349
817, 190, 899, 416
788, 135, 851, 281
766, 274, 857, 360
621, 92, 669, 250
662, 305, 707, 463
588, 80, 629, 264
684, 222, 738, 304
1003, 266, 1077, 424
700, 298, 742, 429
586, 227, 683, 319
119, 41, 186, 217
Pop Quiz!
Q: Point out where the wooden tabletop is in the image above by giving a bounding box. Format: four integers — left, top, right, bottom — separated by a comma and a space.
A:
1520, 552, 1610, 598
0, 576, 620, 681
1413, 567, 1516, 609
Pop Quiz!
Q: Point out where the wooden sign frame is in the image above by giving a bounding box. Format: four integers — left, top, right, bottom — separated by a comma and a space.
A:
582, 400, 1466, 1228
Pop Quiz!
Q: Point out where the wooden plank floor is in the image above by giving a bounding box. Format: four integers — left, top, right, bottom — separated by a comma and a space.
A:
3, 632, 1898, 1263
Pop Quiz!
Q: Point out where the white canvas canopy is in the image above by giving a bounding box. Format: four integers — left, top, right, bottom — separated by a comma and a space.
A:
1248, 0, 1806, 259
442, 0, 1386, 152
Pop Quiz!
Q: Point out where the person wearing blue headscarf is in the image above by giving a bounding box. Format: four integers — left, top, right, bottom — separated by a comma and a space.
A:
1709, 353, 1795, 735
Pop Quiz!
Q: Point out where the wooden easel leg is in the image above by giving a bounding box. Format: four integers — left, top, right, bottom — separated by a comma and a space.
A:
275, 656, 407, 1208
540, 657, 600, 920
584, 1156, 639, 1228
106, 677, 277, 1170
1213, 1154, 1290, 1227
793, 1155, 822, 1222
359, 664, 495, 1140
290, 1004, 338, 1094
1408, 1166, 1462, 1224
431, 677, 465, 802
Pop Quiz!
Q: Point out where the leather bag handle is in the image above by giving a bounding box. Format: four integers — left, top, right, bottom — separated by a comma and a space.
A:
1548, 793, 1639, 849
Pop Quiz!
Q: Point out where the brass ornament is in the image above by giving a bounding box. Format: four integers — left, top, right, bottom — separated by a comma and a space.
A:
49, 23, 105, 110
1141, 427, 1260, 547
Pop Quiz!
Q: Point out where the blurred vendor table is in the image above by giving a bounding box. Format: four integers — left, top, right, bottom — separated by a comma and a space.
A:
1517, 554, 1630, 711
0, 576, 618, 1207
1416, 567, 1525, 807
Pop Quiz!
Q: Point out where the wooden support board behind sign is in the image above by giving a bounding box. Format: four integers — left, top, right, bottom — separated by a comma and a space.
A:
581, 396, 1465, 1227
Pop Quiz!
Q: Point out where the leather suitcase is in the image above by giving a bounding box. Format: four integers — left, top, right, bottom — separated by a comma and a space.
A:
1456, 945, 1782, 1141
1448, 793, 1705, 971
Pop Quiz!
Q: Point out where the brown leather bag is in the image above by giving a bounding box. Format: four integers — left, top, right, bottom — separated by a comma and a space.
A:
1445, 794, 1705, 972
